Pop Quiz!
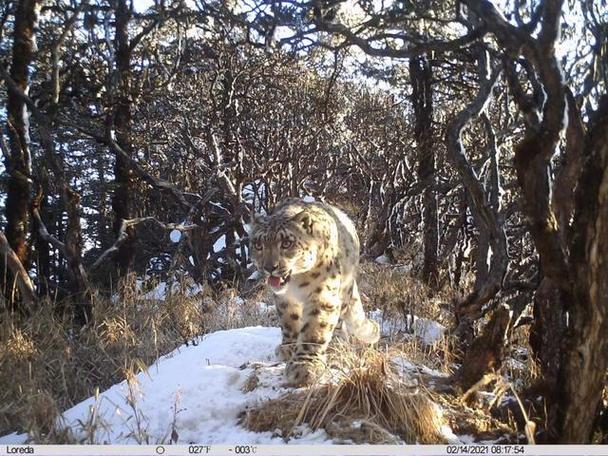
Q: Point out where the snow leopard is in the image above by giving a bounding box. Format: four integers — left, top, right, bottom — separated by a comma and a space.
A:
249, 198, 380, 386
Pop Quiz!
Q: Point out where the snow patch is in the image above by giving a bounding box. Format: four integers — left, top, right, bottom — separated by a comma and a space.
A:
374, 254, 391, 265
0, 327, 330, 444
214, 235, 226, 253
369, 309, 446, 345
256, 301, 274, 314
0, 322, 470, 444
410, 315, 446, 345
140, 281, 204, 301
393, 356, 448, 379
247, 270, 262, 281
169, 230, 182, 243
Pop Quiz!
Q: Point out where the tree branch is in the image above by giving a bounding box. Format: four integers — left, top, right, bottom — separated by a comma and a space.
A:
0, 231, 37, 307
91, 217, 198, 270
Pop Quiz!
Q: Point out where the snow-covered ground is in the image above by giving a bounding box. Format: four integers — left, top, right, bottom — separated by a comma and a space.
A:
1, 327, 330, 444
369, 309, 447, 345
1, 317, 456, 445
139, 280, 204, 301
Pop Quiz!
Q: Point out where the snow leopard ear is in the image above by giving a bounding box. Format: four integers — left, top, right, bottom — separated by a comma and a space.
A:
291, 211, 314, 235
247, 213, 266, 232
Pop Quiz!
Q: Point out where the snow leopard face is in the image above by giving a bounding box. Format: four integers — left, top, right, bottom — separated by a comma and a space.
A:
249, 211, 319, 294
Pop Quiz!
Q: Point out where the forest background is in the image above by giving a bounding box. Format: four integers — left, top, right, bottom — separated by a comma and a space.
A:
0, 0, 607, 444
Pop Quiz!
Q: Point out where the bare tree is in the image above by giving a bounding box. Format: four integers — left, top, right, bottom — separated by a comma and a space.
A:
460, 0, 607, 441
110, 0, 137, 275
410, 55, 439, 288
3, 0, 42, 266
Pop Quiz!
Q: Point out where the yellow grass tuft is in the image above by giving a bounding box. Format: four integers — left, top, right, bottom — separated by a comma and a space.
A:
1, 329, 38, 361
0, 275, 275, 441
242, 344, 446, 443
99, 316, 137, 348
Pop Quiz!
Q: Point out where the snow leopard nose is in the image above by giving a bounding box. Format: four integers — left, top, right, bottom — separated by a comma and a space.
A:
264, 261, 279, 274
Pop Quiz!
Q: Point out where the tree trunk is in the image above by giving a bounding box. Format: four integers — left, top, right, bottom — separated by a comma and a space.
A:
410, 55, 438, 288
455, 304, 512, 391
111, 0, 136, 275
0, 231, 36, 307
64, 187, 91, 322
446, 53, 507, 324
445, 50, 509, 388
553, 96, 608, 442
513, 79, 608, 445
4, 0, 41, 265
462, 0, 607, 441
528, 276, 567, 387
32, 189, 52, 295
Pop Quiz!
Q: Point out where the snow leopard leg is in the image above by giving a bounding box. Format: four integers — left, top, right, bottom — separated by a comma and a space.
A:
274, 296, 301, 362
285, 284, 341, 385
341, 280, 380, 344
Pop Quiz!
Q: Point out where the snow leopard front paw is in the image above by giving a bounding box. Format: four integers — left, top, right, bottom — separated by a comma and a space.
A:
275, 343, 296, 362
284, 360, 322, 386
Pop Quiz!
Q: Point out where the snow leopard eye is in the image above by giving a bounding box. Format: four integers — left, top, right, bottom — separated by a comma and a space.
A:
253, 240, 263, 250
281, 240, 293, 249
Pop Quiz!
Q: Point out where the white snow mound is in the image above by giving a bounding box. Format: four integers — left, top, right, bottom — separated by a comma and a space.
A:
1, 327, 329, 444
0, 324, 461, 445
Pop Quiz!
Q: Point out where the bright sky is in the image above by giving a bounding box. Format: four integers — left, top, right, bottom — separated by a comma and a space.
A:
133, 0, 155, 12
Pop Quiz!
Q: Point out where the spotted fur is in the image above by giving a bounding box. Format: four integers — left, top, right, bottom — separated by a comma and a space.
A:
250, 198, 380, 386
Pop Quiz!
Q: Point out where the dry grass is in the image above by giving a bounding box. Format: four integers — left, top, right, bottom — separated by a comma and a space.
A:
358, 262, 455, 327
592, 383, 608, 443
435, 390, 517, 442
0, 275, 275, 441
0, 263, 523, 444
199, 286, 277, 333
357, 262, 459, 376
227, 262, 520, 444
241, 343, 446, 444
387, 336, 456, 377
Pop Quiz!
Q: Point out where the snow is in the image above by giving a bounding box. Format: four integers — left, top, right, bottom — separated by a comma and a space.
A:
0, 433, 26, 444
1, 327, 330, 445
169, 230, 182, 243
247, 270, 262, 281
0, 311, 458, 445
213, 235, 226, 253
374, 254, 391, 265
409, 315, 446, 345
369, 309, 446, 345
140, 281, 204, 301
442, 426, 465, 444
256, 301, 274, 314
302, 195, 315, 203
142, 281, 167, 300
394, 356, 448, 379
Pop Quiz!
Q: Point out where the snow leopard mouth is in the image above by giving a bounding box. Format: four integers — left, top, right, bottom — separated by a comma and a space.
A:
268, 272, 291, 290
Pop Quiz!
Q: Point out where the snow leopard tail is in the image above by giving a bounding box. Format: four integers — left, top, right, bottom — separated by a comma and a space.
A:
342, 280, 380, 344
